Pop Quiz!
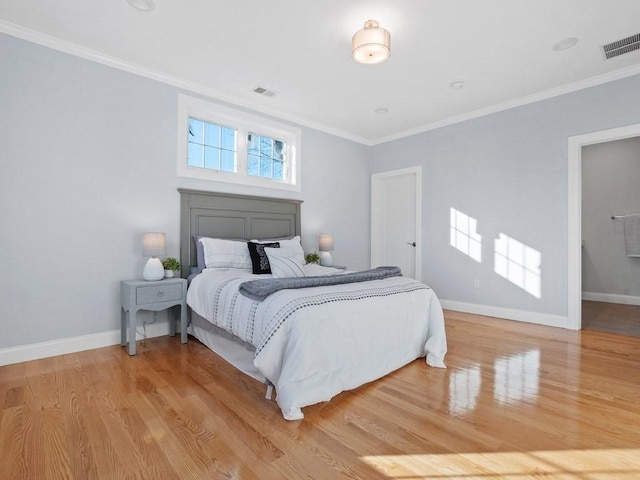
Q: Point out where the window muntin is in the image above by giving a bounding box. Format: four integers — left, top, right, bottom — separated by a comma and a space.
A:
177, 94, 301, 191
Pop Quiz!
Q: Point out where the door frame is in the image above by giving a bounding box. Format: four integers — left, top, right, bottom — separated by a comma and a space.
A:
371, 166, 422, 281
568, 122, 640, 330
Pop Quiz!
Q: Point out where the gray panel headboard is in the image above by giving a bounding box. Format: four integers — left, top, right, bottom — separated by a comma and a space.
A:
178, 189, 302, 277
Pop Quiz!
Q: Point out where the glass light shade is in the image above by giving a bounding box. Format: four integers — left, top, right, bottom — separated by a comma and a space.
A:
352, 20, 391, 64
142, 232, 166, 257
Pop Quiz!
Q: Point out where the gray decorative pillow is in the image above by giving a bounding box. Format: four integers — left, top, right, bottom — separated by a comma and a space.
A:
247, 242, 280, 274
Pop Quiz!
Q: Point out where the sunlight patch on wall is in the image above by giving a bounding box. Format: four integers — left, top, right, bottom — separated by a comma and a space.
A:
494, 233, 541, 298
360, 449, 640, 479
494, 349, 540, 406
450, 208, 482, 262
449, 365, 481, 416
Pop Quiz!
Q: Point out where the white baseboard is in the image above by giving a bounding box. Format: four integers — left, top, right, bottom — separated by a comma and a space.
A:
2, 300, 576, 366
440, 299, 572, 330
582, 292, 640, 306
0, 320, 172, 366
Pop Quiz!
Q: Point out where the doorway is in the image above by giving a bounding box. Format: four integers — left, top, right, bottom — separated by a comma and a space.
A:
567, 123, 640, 330
581, 137, 640, 337
371, 166, 422, 280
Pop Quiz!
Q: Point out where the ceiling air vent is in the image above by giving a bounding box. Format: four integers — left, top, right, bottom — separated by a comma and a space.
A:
253, 86, 276, 97
602, 33, 640, 60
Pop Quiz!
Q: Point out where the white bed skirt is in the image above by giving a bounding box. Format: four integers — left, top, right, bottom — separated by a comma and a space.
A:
189, 312, 266, 383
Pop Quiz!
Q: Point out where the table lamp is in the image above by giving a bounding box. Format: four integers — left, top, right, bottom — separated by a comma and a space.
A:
142, 232, 166, 281
319, 234, 334, 267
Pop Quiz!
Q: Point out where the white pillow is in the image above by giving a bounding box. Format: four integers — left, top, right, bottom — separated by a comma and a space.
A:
199, 238, 251, 270
275, 236, 305, 264
264, 247, 306, 278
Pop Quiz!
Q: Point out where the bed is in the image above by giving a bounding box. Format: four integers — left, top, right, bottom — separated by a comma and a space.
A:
179, 189, 447, 420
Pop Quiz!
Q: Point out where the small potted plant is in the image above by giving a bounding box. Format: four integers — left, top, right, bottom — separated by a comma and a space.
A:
305, 252, 320, 264
162, 257, 181, 278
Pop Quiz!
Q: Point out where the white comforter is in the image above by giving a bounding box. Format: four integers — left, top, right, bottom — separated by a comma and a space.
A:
187, 265, 447, 420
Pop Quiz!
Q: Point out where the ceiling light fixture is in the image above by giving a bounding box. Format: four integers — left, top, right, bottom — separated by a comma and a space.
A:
374, 107, 389, 114
127, 0, 155, 12
450, 81, 465, 90
352, 20, 391, 65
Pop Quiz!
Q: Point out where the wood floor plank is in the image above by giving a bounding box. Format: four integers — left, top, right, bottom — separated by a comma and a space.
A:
80, 404, 131, 479
0, 406, 30, 479
43, 406, 73, 480
127, 391, 208, 480
2, 311, 640, 479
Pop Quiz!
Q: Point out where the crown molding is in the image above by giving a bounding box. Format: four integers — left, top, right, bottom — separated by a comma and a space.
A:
373, 64, 640, 145
2, 19, 639, 148
0, 20, 371, 145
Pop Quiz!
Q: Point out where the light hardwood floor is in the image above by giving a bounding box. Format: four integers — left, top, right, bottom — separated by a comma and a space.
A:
1, 310, 639, 479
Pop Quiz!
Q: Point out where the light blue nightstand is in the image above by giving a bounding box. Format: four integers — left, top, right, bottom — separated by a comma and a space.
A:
120, 278, 188, 355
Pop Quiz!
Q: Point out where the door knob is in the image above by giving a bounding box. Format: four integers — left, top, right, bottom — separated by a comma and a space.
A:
407, 242, 416, 247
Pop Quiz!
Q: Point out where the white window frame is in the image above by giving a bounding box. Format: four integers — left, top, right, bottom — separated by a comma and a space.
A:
177, 94, 301, 191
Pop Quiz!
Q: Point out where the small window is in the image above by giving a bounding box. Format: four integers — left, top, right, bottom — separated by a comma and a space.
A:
177, 94, 301, 191
188, 118, 237, 172
248, 133, 286, 180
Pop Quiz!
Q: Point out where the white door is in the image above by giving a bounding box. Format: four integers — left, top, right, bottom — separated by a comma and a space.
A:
371, 166, 421, 280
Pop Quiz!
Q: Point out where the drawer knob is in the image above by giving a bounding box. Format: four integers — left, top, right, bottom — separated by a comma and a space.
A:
157, 291, 165, 298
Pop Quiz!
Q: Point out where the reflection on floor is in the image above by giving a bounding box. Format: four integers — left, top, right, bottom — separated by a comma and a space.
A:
582, 300, 640, 337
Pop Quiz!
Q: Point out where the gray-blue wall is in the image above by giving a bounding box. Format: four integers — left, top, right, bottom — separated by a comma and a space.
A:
0, 33, 371, 350
372, 74, 640, 319
3, 29, 640, 354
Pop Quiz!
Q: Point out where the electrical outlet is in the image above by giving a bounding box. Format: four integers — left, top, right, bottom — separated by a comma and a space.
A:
473, 279, 480, 289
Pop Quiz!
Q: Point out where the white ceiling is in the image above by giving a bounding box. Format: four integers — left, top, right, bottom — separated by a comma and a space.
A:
1, 0, 640, 145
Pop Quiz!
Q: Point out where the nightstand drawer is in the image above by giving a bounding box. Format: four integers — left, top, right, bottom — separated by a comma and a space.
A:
136, 283, 183, 305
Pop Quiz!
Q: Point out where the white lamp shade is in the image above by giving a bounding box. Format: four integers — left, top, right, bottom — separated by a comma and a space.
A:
142, 232, 166, 257
319, 234, 334, 252
352, 20, 391, 64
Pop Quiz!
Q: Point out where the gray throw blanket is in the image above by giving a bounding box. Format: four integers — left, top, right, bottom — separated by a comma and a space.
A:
239, 266, 402, 301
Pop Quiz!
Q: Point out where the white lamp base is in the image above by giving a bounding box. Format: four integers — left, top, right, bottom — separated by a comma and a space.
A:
143, 257, 164, 281
319, 251, 333, 267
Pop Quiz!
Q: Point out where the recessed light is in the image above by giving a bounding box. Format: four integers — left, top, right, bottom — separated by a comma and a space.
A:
127, 0, 155, 12
552, 37, 578, 52
449, 81, 465, 90
374, 107, 389, 114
